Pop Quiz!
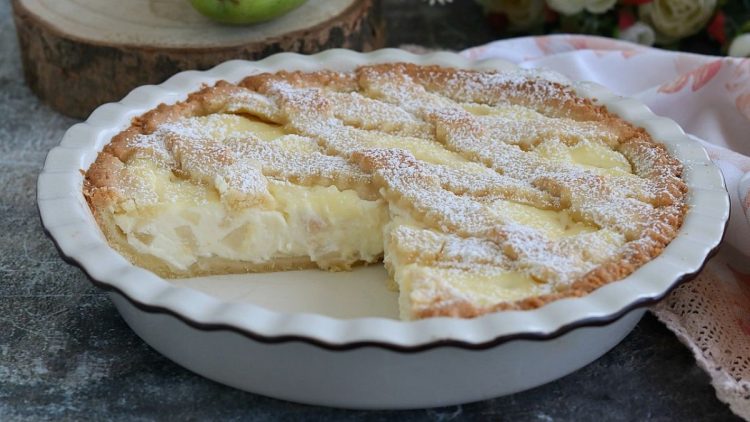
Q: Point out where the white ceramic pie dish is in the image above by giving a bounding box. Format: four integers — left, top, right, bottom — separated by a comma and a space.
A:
38, 49, 729, 409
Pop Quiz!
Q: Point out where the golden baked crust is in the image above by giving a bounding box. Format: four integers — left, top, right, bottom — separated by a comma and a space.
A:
84, 63, 687, 319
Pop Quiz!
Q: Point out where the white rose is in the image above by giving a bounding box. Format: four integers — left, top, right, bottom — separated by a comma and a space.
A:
546, 0, 586, 15
546, 0, 615, 15
639, 0, 717, 41
583, 0, 616, 14
729, 34, 750, 57
480, 0, 545, 30
504, 0, 545, 28
618, 21, 656, 46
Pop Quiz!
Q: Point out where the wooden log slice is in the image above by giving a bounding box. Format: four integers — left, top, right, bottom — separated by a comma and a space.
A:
12, 0, 384, 118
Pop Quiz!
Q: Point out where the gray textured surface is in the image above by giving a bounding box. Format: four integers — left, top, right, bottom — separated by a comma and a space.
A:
0, 1, 740, 420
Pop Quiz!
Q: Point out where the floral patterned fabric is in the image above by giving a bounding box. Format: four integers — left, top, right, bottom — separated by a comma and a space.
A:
462, 34, 750, 419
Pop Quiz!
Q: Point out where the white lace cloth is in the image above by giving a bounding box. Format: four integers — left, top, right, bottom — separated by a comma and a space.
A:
458, 35, 750, 420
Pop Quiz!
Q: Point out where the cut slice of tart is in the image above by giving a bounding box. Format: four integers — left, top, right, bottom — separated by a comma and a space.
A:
85, 112, 388, 275
83, 63, 686, 320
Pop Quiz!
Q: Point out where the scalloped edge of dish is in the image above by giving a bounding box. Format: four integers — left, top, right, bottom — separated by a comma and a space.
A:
38, 48, 730, 351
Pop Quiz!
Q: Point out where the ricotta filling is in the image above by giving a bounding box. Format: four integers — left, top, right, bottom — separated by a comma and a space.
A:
114, 181, 388, 271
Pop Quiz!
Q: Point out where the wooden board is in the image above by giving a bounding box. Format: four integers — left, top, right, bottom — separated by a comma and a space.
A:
12, 0, 384, 118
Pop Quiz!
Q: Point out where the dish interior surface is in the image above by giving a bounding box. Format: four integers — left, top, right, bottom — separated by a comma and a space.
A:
173, 267, 399, 319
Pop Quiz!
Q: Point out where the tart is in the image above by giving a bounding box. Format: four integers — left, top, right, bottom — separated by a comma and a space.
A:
83, 63, 687, 320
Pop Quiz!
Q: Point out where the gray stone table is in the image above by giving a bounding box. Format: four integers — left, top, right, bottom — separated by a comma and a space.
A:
0, 1, 740, 420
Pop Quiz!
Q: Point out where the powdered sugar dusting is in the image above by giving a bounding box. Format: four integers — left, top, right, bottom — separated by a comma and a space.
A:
99, 63, 686, 313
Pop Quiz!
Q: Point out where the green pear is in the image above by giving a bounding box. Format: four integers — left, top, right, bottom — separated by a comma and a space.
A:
189, 0, 307, 25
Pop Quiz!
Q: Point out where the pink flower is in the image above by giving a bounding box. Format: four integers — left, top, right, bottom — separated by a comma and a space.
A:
707, 11, 727, 46
486, 12, 509, 32
543, 4, 557, 23
618, 9, 636, 30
